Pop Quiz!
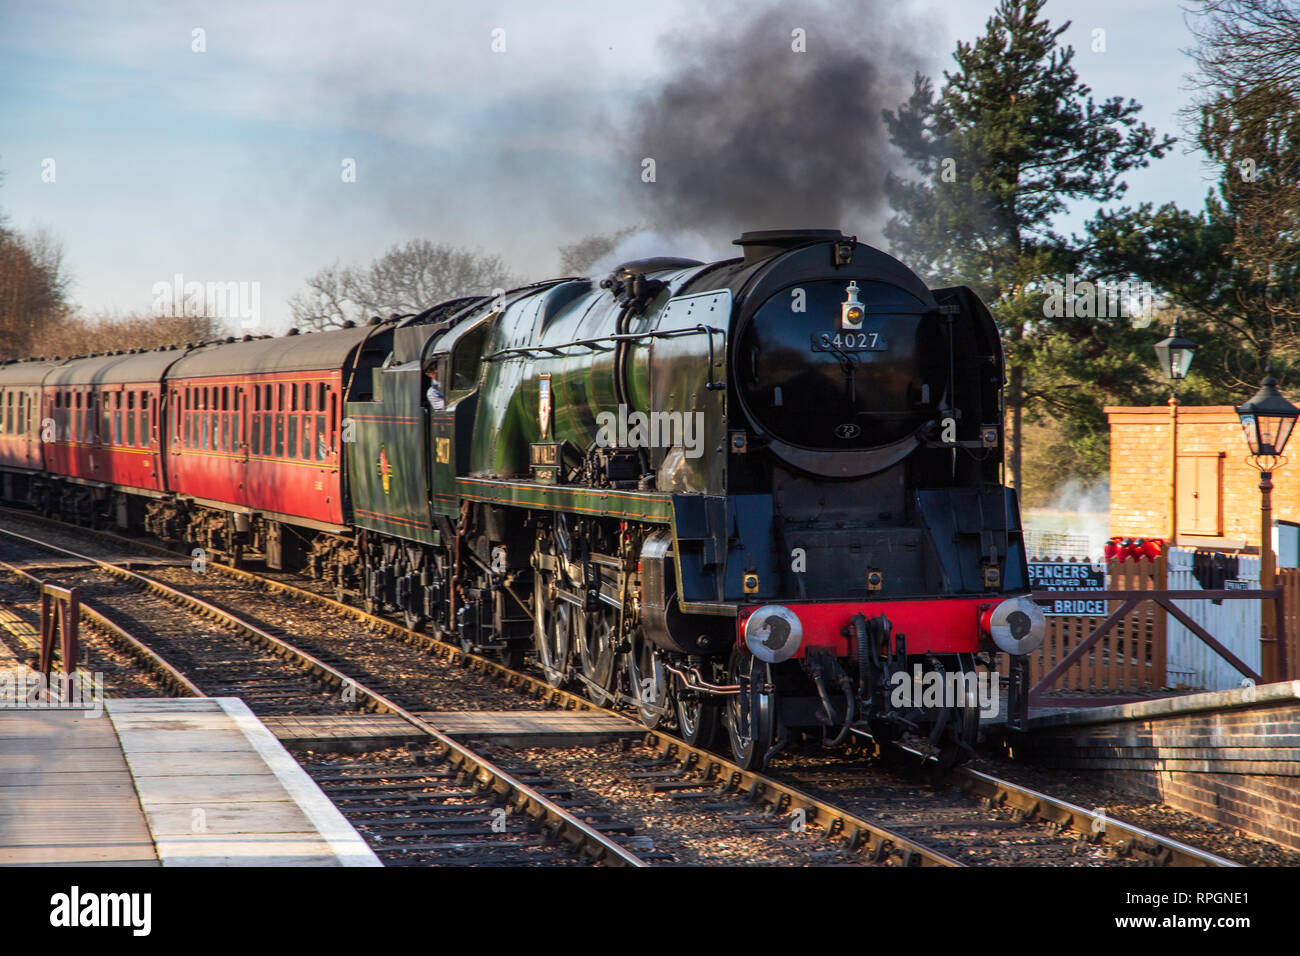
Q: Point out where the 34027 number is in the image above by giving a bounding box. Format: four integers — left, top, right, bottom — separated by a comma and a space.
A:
811, 331, 887, 352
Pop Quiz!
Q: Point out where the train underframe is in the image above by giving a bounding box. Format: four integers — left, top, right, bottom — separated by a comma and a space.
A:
7, 480, 996, 770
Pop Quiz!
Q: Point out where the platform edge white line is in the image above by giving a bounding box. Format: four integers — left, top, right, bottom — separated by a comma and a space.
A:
212, 698, 381, 867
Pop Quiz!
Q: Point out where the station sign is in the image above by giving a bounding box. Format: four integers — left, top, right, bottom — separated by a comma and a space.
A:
1028, 561, 1106, 617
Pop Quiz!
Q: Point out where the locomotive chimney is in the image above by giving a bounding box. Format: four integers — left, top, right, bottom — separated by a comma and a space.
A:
733, 229, 845, 264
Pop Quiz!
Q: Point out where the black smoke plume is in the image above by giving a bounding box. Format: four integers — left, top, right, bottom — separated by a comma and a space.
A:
626, 1, 931, 240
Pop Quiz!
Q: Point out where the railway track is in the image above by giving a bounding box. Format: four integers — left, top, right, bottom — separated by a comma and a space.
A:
0, 526, 643, 867
0, 508, 1240, 867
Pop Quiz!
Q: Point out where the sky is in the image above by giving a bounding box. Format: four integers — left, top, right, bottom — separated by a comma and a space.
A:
0, 0, 1219, 333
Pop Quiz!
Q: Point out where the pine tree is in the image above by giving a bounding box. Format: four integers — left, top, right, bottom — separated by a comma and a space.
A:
882, 0, 1174, 493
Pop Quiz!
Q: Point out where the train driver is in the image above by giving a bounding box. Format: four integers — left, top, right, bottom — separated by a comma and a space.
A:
424, 360, 445, 411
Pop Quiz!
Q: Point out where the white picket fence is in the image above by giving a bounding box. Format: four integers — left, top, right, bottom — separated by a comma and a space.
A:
1165, 546, 1261, 690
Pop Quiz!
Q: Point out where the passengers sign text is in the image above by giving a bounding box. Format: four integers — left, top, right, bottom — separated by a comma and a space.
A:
1028, 562, 1106, 617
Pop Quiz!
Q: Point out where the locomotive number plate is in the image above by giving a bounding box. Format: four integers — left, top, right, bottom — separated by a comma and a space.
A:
811, 331, 887, 352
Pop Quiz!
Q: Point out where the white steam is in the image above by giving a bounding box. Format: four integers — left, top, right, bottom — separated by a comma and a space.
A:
587, 230, 729, 278
1022, 479, 1111, 560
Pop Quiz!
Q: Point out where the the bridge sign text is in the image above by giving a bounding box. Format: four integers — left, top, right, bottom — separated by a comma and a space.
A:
1028, 562, 1106, 617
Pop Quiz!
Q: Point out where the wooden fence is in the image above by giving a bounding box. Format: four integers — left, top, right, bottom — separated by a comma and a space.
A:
1275, 568, 1300, 685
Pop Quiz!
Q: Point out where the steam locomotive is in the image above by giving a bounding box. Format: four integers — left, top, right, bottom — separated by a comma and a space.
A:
0, 229, 1045, 769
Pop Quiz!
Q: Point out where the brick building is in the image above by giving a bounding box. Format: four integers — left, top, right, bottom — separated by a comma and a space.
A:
1107, 403, 1300, 551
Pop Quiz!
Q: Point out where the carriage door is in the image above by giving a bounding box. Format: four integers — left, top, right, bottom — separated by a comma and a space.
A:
235, 383, 250, 507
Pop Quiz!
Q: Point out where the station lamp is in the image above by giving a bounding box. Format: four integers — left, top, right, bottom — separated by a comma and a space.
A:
1236, 375, 1300, 460
1153, 319, 1197, 382
1235, 372, 1299, 681
1157, 319, 1197, 546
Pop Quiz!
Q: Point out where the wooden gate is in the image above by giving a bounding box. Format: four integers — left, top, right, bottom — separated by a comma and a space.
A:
999, 555, 1166, 695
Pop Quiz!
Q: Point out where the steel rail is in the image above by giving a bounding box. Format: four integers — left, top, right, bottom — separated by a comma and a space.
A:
0, 525, 644, 867
881, 742, 1239, 867
946, 756, 1238, 867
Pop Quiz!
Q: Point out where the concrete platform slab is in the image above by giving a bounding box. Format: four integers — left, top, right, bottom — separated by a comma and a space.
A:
0, 707, 158, 866
0, 699, 381, 867
107, 698, 380, 867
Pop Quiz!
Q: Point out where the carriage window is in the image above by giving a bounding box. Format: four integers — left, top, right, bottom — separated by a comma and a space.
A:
288, 415, 298, 459
221, 413, 229, 452
301, 416, 311, 460
274, 413, 284, 458
126, 402, 136, 446
318, 383, 327, 411
277, 384, 284, 412
232, 414, 240, 450
315, 415, 326, 460
262, 414, 271, 457
304, 384, 313, 413
251, 411, 261, 454
221, 386, 228, 411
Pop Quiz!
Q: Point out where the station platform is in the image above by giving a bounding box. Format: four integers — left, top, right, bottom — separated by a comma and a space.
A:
0, 698, 380, 867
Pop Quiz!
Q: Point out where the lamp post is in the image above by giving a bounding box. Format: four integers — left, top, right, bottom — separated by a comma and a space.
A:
1236, 374, 1299, 681
1154, 320, 1197, 544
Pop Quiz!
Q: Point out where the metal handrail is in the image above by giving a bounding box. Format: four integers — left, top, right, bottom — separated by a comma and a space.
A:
485, 324, 725, 361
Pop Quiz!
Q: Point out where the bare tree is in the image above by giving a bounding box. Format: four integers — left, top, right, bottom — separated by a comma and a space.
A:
288, 240, 520, 330
39, 311, 225, 358
1186, 0, 1300, 101
0, 227, 71, 360
1183, 0, 1300, 374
